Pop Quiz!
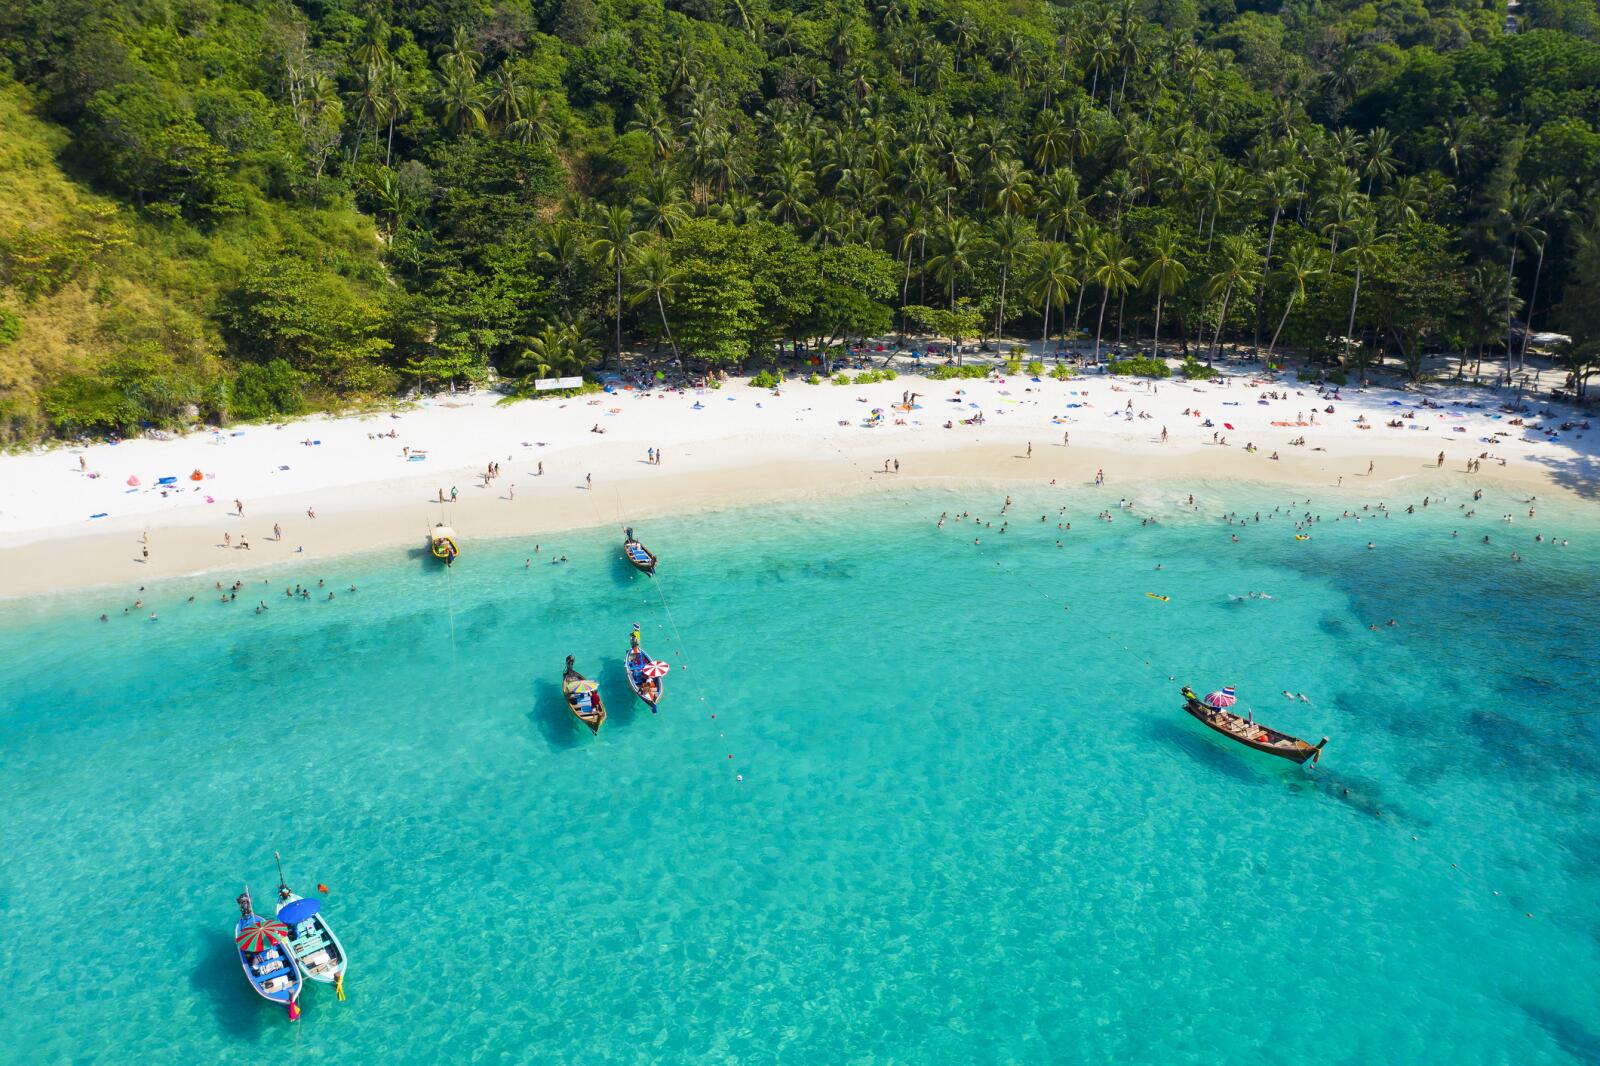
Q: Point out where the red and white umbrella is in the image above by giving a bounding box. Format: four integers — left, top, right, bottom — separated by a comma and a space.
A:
642, 660, 670, 679
1204, 687, 1238, 709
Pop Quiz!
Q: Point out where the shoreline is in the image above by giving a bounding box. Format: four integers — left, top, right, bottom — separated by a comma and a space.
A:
4, 370, 1593, 600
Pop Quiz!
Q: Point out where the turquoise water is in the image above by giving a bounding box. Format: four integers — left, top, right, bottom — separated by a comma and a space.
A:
3, 479, 1600, 1063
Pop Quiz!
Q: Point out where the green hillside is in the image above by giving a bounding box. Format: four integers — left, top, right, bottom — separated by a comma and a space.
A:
2, 0, 1599, 442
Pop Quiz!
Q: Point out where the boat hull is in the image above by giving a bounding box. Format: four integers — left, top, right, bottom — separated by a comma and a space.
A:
564, 670, 606, 734
626, 648, 663, 709
1179, 688, 1325, 764
623, 539, 657, 575
275, 892, 348, 984
236, 917, 303, 1007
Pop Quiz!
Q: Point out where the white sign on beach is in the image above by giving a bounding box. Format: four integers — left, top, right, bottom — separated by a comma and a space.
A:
534, 376, 585, 391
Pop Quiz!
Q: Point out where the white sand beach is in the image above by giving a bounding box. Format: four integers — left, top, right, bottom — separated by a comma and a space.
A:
3, 364, 1593, 599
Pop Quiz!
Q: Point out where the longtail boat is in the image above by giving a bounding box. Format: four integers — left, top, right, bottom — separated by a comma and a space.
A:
625, 625, 668, 712
623, 527, 657, 575
274, 852, 348, 993
235, 886, 303, 1020
563, 655, 606, 734
1180, 685, 1327, 765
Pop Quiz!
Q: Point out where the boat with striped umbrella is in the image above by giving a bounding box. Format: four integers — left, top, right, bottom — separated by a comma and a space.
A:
1179, 685, 1326, 765
234, 887, 303, 1018
625, 626, 668, 712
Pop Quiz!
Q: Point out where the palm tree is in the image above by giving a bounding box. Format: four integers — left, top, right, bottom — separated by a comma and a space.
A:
989, 158, 1032, 217
1361, 128, 1397, 197
1026, 242, 1077, 354
486, 67, 523, 131
990, 215, 1033, 337
1206, 235, 1261, 363
1139, 227, 1187, 359
633, 170, 689, 236
627, 103, 676, 161
589, 205, 638, 367
515, 318, 598, 381
1086, 234, 1138, 363
1265, 244, 1321, 361
1465, 263, 1515, 379
438, 26, 482, 79
1030, 109, 1069, 171
1253, 168, 1301, 351
893, 201, 930, 325
627, 245, 682, 360
929, 216, 978, 309
1338, 219, 1387, 367
377, 58, 408, 165
1500, 189, 1544, 382
766, 160, 815, 225
506, 93, 558, 147
1518, 181, 1573, 370
436, 68, 487, 135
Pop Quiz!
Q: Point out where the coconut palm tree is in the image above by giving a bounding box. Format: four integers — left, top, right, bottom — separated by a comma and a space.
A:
1265, 244, 1322, 361
633, 170, 689, 237
1518, 181, 1573, 370
1026, 242, 1077, 353
1338, 219, 1387, 367
436, 68, 487, 135
1139, 227, 1187, 359
627, 245, 682, 360
589, 205, 638, 366
1206, 234, 1261, 363
990, 215, 1034, 337
1500, 189, 1544, 382
1086, 234, 1138, 363
1252, 167, 1301, 351
929, 216, 978, 309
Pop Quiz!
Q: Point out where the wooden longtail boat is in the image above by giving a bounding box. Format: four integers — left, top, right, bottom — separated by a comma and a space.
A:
625, 641, 666, 712
622, 527, 657, 575
563, 655, 606, 734
1180, 686, 1327, 765
274, 852, 348, 990
235, 887, 303, 1019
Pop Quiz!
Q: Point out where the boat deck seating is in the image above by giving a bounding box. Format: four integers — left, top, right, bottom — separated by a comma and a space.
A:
260, 974, 294, 994
303, 950, 333, 970
627, 546, 651, 561
294, 933, 327, 954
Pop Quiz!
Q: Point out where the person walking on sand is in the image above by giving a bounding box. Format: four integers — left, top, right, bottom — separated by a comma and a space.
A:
273, 522, 282, 540
648, 447, 655, 464
1027, 442, 1033, 459
1437, 451, 1445, 468
586, 473, 592, 490
224, 532, 231, 549
307, 506, 316, 519
508, 484, 515, 501
1367, 460, 1374, 475
894, 459, 900, 473
537, 461, 544, 476
1063, 431, 1069, 446
235, 499, 243, 516
450, 486, 458, 502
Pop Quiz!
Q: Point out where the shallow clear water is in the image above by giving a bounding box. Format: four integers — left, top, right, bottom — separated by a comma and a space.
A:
4, 480, 1599, 1063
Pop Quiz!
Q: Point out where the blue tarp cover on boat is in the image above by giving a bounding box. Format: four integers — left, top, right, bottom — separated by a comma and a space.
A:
278, 897, 320, 924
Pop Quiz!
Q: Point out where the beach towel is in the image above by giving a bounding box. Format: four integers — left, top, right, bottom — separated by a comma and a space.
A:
1223, 423, 1234, 430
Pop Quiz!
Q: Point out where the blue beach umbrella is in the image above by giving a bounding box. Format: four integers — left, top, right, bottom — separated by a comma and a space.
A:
278, 897, 321, 925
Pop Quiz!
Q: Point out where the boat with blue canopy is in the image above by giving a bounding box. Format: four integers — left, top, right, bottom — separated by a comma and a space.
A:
235, 886, 303, 1019
622, 527, 657, 575
274, 852, 349, 996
